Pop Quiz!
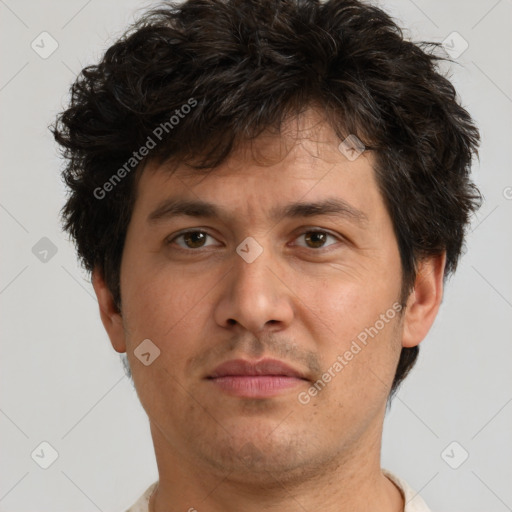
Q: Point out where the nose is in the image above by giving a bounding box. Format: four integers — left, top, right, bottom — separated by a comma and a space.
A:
213, 240, 294, 334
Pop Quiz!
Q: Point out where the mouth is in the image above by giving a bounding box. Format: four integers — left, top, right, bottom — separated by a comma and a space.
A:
206, 358, 310, 398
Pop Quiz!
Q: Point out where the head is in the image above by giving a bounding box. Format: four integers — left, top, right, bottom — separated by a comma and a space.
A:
53, 0, 481, 481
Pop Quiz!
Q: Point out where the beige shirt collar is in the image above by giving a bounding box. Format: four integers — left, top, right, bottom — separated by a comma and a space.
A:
125, 470, 432, 512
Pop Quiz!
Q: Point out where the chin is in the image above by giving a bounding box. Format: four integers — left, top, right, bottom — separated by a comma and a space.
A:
189, 423, 330, 485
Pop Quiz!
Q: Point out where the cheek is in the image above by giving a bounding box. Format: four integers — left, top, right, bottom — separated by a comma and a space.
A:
297, 275, 403, 400
120, 262, 216, 356
297, 270, 401, 345
120, 265, 213, 411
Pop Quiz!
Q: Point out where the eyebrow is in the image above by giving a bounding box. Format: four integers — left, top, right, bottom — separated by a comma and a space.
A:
147, 197, 369, 226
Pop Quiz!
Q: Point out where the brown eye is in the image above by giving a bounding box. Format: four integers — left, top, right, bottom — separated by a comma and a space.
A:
295, 230, 339, 249
182, 232, 207, 248
169, 230, 217, 249
304, 231, 328, 248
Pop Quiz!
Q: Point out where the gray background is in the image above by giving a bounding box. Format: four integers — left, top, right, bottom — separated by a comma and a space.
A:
1, 0, 511, 510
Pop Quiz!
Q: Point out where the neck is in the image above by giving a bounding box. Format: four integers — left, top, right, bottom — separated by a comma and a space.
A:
148, 416, 404, 512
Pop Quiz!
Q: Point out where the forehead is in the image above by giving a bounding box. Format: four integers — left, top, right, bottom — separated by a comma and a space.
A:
131, 108, 384, 227
142, 105, 368, 180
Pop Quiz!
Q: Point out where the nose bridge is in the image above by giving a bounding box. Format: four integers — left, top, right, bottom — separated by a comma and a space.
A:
214, 236, 293, 333
236, 241, 275, 299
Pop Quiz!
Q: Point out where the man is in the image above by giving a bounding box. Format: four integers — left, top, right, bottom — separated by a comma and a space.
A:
53, 0, 481, 510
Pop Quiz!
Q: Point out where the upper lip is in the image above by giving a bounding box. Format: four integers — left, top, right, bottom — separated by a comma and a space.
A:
207, 358, 308, 380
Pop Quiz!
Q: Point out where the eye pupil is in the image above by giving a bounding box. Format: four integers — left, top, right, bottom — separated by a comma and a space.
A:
184, 232, 206, 248
305, 232, 326, 248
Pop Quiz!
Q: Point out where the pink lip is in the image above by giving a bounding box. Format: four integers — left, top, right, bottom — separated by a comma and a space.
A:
207, 358, 308, 398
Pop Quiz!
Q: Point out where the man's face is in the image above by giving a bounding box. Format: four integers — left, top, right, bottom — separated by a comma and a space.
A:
116, 109, 405, 480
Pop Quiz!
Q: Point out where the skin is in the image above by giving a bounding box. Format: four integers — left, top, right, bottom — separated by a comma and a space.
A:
93, 107, 445, 511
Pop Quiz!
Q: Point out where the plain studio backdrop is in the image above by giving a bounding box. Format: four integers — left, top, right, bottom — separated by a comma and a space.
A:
1, 0, 511, 511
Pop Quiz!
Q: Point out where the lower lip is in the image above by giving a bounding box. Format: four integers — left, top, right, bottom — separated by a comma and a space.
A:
208, 376, 304, 398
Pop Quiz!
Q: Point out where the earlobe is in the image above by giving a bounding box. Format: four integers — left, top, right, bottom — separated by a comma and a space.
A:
91, 268, 127, 353
401, 253, 446, 348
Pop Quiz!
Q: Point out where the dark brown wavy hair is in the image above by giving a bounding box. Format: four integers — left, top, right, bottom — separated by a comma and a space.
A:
52, 0, 481, 395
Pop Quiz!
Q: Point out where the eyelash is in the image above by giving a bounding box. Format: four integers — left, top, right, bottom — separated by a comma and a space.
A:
166, 228, 343, 251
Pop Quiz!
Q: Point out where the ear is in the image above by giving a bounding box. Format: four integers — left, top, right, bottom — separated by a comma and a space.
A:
401, 252, 446, 348
91, 268, 126, 353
